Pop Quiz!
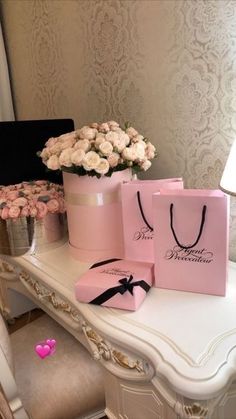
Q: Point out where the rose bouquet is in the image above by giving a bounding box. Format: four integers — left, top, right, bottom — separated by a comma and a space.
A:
38, 121, 157, 178
0, 181, 65, 221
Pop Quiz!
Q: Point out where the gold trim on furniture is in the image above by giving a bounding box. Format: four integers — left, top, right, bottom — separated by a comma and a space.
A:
82, 324, 144, 373
19, 271, 82, 324
0, 261, 15, 273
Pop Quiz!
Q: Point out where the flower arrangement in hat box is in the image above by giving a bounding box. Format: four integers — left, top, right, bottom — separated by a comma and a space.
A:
0, 180, 66, 256
38, 121, 157, 262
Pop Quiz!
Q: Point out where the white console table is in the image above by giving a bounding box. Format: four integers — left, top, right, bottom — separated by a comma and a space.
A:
1, 244, 236, 419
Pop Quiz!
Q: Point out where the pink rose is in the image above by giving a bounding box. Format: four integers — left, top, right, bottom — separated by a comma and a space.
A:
8, 206, 21, 219
7, 191, 19, 201
35, 180, 46, 186
28, 199, 36, 207
58, 197, 66, 213
21, 206, 30, 217
22, 189, 31, 196
12, 197, 28, 207
36, 201, 48, 219
22, 183, 32, 191
1, 206, 9, 220
47, 199, 60, 213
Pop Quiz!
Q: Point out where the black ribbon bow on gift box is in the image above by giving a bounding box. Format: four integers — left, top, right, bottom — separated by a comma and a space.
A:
89, 275, 151, 306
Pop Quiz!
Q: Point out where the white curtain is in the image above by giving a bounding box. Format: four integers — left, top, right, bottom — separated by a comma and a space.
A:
0, 22, 14, 121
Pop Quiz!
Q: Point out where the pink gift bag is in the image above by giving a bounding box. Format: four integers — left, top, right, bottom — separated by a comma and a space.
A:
153, 189, 229, 296
121, 178, 183, 262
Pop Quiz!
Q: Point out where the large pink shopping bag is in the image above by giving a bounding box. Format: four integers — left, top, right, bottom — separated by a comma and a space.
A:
121, 178, 183, 263
153, 189, 229, 296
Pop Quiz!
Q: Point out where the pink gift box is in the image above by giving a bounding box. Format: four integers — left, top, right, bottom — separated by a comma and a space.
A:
75, 259, 154, 311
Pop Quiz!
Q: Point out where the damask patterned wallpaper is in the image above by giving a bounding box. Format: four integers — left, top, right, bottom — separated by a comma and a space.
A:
1, 0, 236, 260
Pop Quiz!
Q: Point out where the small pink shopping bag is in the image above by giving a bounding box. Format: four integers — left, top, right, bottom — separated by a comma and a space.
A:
121, 178, 183, 263
153, 189, 229, 296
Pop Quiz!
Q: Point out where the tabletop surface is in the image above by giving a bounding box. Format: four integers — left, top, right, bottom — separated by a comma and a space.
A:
14, 243, 236, 399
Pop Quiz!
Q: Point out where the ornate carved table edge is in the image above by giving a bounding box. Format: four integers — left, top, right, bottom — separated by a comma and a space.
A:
18, 269, 83, 325
82, 322, 154, 380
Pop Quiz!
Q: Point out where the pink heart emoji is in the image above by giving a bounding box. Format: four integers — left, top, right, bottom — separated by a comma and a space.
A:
35, 344, 51, 359
46, 339, 56, 349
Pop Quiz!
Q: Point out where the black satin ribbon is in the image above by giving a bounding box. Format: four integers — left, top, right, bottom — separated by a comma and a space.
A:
89, 275, 151, 306
90, 258, 121, 269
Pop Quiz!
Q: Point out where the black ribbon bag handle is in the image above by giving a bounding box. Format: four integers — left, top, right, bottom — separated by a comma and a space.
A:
137, 191, 153, 232
170, 203, 207, 250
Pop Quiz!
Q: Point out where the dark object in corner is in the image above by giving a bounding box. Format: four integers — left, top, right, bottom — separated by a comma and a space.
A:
0, 118, 74, 185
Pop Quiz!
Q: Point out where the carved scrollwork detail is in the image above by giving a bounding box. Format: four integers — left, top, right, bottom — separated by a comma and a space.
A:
82, 324, 145, 374
0, 261, 15, 273
184, 402, 208, 418
19, 270, 82, 324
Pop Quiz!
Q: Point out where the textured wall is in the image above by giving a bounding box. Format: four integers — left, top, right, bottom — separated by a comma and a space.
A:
1, 0, 236, 260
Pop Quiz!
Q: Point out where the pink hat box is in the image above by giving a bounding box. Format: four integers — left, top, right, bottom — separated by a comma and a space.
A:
63, 169, 132, 263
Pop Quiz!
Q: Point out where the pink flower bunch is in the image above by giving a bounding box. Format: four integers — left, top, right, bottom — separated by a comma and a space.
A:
38, 121, 157, 178
0, 180, 65, 221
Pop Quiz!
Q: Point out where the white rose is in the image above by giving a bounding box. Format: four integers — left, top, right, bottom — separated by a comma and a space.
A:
146, 142, 156, 159
82, 151, 101, 171
140, 159, 152, 171
113, 136, 127, 153
71, 149, 85, 166
46, 155, 60, 170
132, 134, 144, 143
122, 147, 137, 161
95, 158, 110, 175
132, 142, 146, 160
74, 139, 91, 152
59, 148, 74, 167
95, 136, 105, 149
99, 122, 110, 133
40, 147, 51, 159
99, 141, 113, 156
59, 132, 76, 142
126, 127, 138, 138
146, 150, 155, 160
96, 132, 105, 139
90, 122, 99, 129
59, 134, 77, 150
119, 132, 130, 146
107, 152, 120, 168
107, 120, 119, 129
74, 128, 81, 138
45, 137, 58, 147
105, 131, 119, 144
49, 142, 62, 155
79, 126, 97, 139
